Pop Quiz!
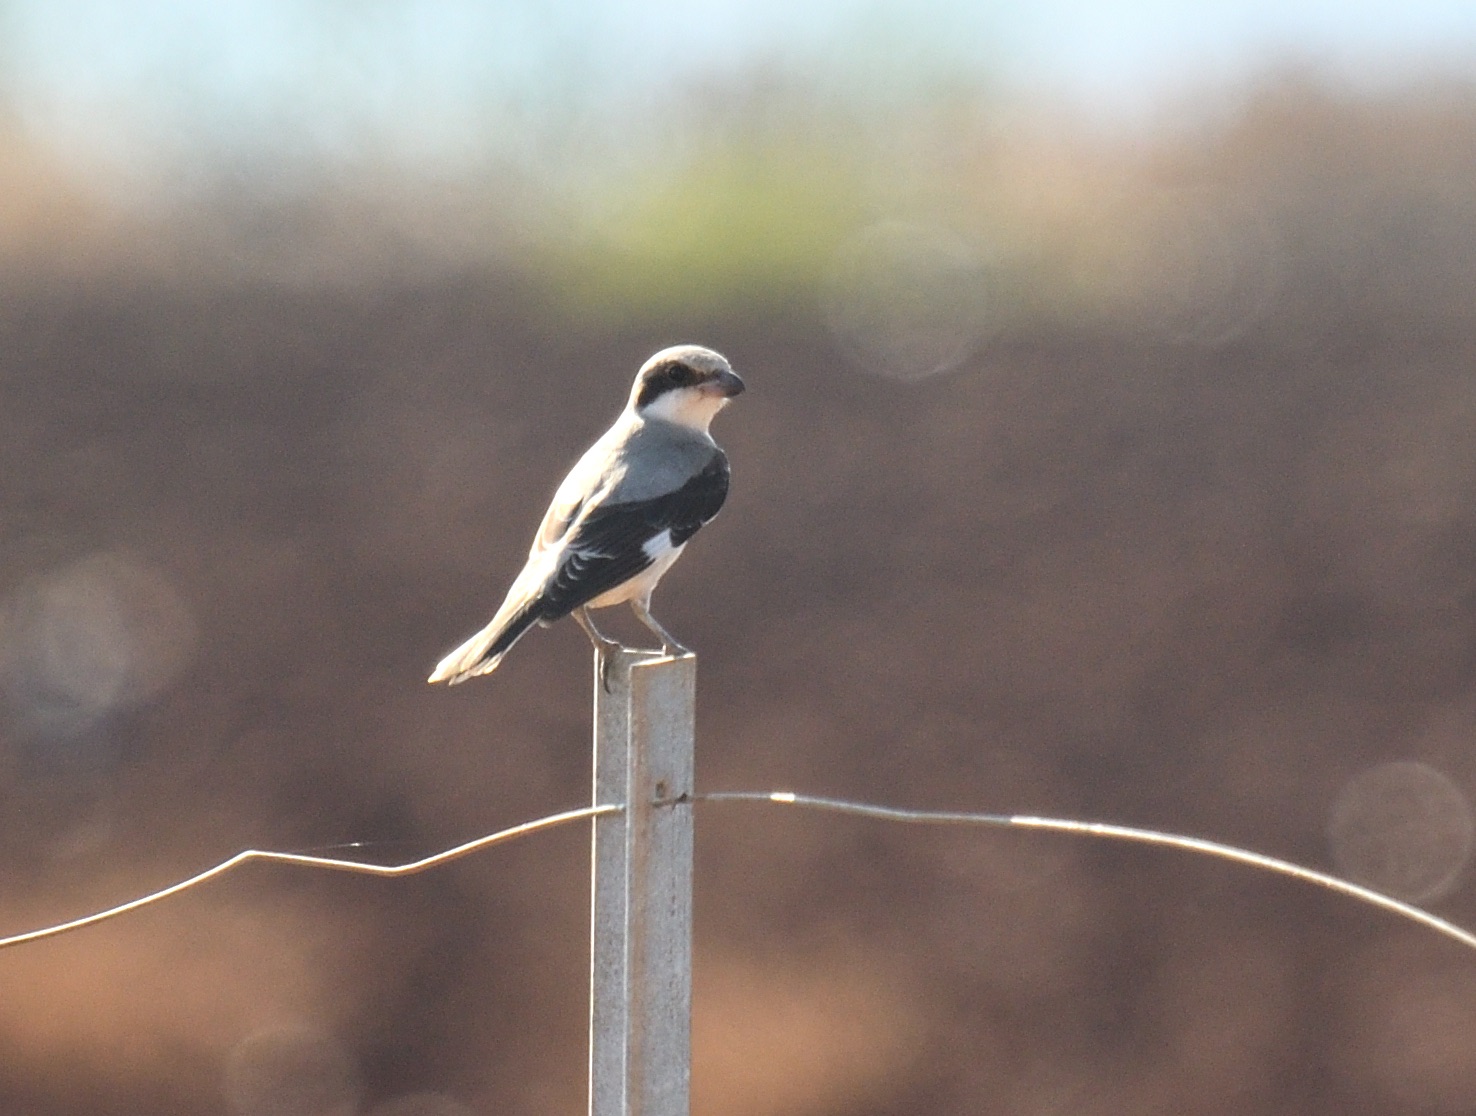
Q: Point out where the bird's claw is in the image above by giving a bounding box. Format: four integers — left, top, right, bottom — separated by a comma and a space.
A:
575, 607, 625, 691
598, 639, 688, 688
592, 635, 625, 692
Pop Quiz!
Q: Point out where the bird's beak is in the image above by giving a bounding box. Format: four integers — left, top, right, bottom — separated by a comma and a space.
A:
713, 369, 746, 398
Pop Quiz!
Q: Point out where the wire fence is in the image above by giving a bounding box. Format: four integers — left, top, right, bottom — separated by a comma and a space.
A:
4, 790, 1474, 954
6, 649, 1476, 1116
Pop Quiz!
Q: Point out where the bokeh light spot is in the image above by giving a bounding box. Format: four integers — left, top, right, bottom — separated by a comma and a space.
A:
1074, 191, 1282, 346
0, 552, 196, 737
225, 1025, 361, 1116
1327, 761, 1474, 903
821, 220, 995, 382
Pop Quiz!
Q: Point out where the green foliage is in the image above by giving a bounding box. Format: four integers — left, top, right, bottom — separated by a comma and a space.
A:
539, 137, 873, 318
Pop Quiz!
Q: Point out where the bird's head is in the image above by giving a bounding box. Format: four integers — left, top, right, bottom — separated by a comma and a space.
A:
629, 345, 745, 432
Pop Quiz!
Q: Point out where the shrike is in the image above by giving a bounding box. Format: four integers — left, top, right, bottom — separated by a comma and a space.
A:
428, 344, 745, 686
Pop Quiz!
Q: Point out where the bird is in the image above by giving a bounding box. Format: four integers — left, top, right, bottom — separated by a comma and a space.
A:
427, 344, 745, 686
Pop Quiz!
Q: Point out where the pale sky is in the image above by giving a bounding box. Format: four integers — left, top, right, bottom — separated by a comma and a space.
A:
5, 1, 1475, 169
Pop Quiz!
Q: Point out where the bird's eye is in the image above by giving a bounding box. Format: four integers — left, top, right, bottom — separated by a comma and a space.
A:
636, 361, 697, 408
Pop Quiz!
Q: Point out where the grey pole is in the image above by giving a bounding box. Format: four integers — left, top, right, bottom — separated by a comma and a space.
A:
590, 649, 696, 1116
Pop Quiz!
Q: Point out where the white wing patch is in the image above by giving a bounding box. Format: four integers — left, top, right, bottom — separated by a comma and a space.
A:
643, 529, 677, 561
584, 531, 687, 609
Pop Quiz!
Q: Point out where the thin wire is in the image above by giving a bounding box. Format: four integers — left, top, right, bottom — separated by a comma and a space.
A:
700, 791, 1476, 954
6, 789, 1476, 957
0, 804, 620, 951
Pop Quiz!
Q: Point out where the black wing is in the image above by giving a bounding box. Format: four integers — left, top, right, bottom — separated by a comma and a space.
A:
537, 452, 730, 620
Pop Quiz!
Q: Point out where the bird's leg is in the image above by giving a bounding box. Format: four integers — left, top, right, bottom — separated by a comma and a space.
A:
630, 599, 691, 658
574, 607, 625, 691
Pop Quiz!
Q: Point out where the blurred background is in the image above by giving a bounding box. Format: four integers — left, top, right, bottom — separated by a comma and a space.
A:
4, 1, 1476, 1113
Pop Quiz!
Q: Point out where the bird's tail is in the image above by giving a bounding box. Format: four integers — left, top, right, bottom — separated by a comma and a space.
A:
427, 601, 542, 685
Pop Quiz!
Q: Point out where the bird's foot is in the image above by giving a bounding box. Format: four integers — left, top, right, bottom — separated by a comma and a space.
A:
574, 607, 628, 692
630, 601, 690, 661
593, 639, 624, 692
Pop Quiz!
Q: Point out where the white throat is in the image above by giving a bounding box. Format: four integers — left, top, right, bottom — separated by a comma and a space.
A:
638, 387, 730, 433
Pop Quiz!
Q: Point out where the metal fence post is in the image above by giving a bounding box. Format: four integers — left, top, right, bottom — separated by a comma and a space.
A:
590, 649, 696, 1116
